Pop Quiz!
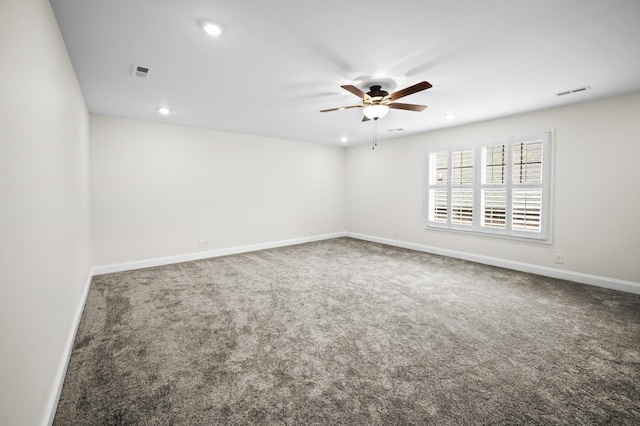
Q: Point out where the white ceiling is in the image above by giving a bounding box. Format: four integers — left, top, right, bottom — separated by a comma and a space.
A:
51, 0, 640, 147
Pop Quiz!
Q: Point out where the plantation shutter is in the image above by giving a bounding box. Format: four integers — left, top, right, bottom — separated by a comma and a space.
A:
511, 138, 544, 234
428, 150, 448, 224
481, 141, 508, 231
451, 148, 474, 226
426, 130, 551, 242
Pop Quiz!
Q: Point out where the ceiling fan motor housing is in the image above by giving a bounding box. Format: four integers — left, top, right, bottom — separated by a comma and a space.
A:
366, 85, 389, 104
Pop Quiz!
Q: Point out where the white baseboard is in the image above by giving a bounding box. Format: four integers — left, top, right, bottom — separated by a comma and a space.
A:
346, 232, 640, 295
92, 232, 347, 276
44, 271, 93, 426
92, 231, 639, 294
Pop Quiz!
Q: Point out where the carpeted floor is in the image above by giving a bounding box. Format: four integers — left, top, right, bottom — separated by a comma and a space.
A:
54, 238, 640, 425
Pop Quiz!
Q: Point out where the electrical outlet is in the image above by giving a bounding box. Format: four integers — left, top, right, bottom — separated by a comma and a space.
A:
554, 253, 564, 264
199, 239, 210, 248
393, 230, 399, 238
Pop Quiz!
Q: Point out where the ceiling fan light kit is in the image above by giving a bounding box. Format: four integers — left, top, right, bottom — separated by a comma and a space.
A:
363, 104, 389, 120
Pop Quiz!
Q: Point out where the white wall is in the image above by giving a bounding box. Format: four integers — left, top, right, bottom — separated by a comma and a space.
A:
90, 115, 346, 267
0, 0, 92, 425
346, 92, 640, 285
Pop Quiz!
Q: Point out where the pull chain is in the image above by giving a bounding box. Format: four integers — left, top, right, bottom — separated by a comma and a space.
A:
372, 117, 379, 150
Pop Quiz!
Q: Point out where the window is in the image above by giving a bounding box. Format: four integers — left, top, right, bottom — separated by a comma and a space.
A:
426, 130, 552, 242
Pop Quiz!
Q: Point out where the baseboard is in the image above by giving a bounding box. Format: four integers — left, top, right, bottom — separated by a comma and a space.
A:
44, 271, 93, 426
92, 232, 347, 275
93, 231, 639, 294
346, 232, 640, 295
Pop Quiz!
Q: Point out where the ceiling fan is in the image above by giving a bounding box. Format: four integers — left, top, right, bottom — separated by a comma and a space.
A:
320, 81, 432, 121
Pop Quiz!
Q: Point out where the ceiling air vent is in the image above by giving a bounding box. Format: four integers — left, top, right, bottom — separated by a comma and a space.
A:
555, 86, 590, 96
132, 64, 150, 78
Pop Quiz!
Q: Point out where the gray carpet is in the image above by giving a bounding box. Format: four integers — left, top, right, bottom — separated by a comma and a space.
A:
54, 238, 640, 425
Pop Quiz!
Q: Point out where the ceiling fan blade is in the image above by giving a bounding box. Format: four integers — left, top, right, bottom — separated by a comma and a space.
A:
320, 105, 363, 113
388, 81, 432, 101
341, 85, 369, 100
388, 102, 427, 112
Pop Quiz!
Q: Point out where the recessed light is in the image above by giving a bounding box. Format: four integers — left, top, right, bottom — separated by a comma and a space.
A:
340, 136, 348, 143
202, 22, 223, 36
158, 107, 170, 115
444, 113, 456, 120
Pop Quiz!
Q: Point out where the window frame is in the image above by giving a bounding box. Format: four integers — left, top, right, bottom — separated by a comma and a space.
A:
425, 130, 553, 243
